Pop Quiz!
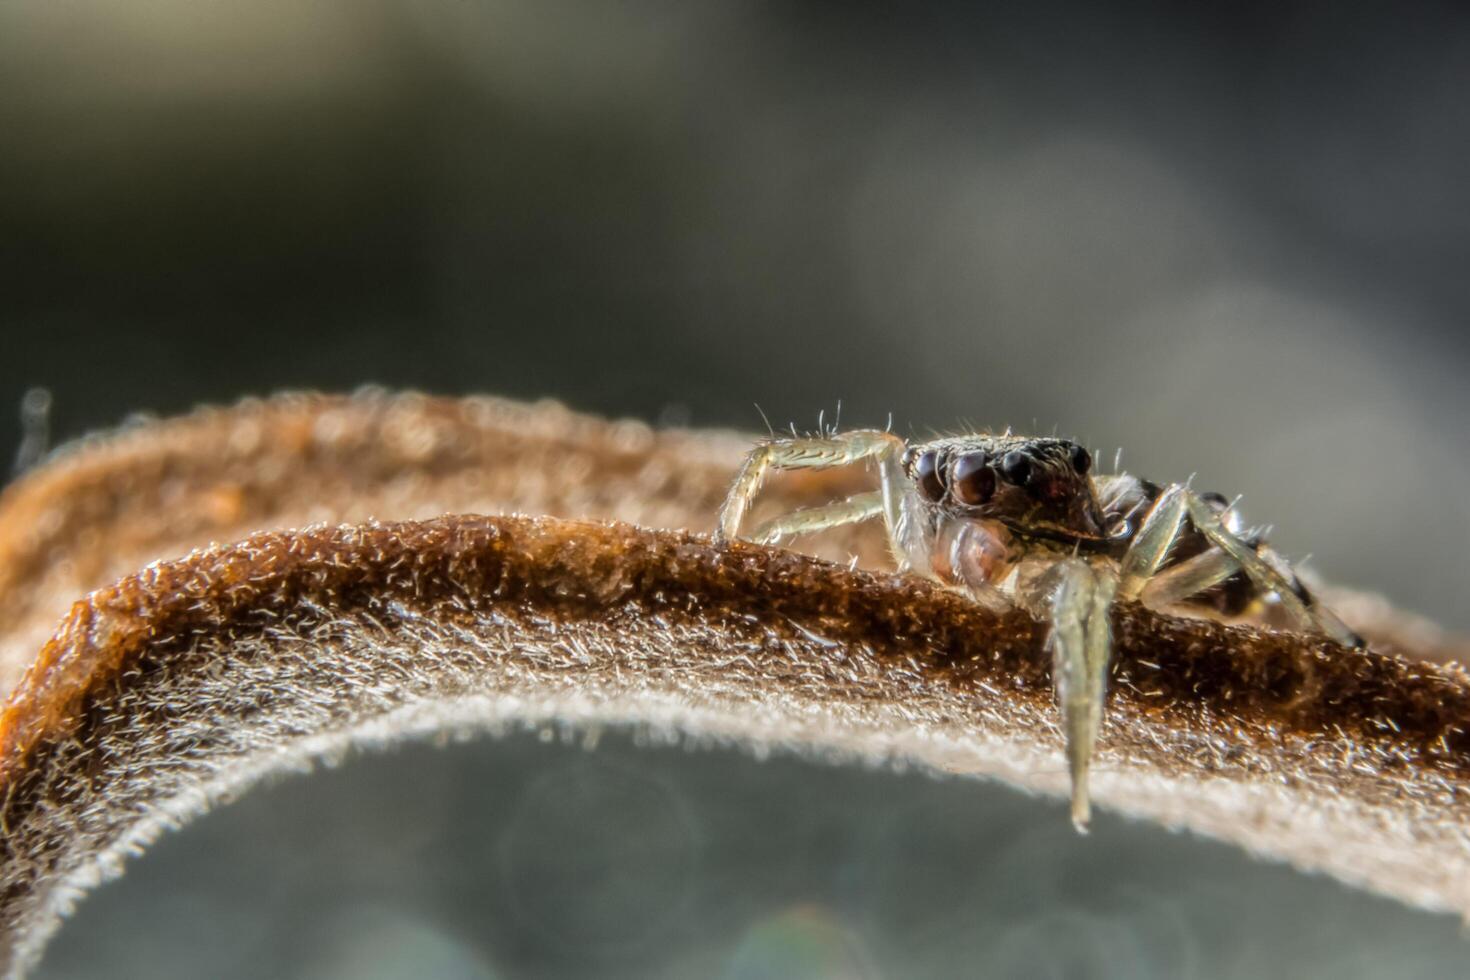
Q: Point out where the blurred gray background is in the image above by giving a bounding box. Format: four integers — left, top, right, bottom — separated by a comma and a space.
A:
3, 1, 1468, 977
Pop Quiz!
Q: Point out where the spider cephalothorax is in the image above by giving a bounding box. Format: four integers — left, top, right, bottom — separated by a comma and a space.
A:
714, 425, 1361, 830
903, 436, 1111, 546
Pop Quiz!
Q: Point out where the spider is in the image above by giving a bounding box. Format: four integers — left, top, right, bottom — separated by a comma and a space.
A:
713, 428, 1362, 830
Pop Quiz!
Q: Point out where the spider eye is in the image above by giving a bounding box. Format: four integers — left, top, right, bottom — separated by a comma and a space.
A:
912, 450, 945, 501
1000, 451, 1032, 487
1069, 445, 1092, 475
952, 453, 996, 506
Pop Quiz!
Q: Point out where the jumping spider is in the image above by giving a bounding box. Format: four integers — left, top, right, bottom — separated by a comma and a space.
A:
714, 428, 1361, 830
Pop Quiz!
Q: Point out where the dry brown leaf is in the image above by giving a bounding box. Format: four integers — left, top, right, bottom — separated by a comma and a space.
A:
0, 392, 1467, 976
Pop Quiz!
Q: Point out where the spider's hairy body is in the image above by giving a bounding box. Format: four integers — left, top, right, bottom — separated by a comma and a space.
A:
714, 427, 1361, 830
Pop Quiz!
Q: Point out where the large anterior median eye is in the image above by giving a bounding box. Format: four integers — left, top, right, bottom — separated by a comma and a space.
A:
912, 450, 945, 501
952, 453, 995, 506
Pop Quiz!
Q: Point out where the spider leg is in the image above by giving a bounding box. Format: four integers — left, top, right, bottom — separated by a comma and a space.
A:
1139, 542, 1357, 639
1182, 492, 1360, 647
715, 430, 925, 570
1039, 483, 1205, 830
1117, 485, 1188, 600
1253, 543, 1363, 647
1139, 547, 1242, 608
1040, 558, 1118, 832
747, 491, 885, 545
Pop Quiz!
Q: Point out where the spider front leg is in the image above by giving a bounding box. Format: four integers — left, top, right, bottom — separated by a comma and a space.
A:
1044, 484, 1216, 830
1037, 558, 1119, 832
1050, 483, 1276, 831
715, 430, 926, 570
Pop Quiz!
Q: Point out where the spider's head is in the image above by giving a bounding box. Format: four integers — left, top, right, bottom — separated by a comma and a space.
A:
903, 435, 1108, 543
